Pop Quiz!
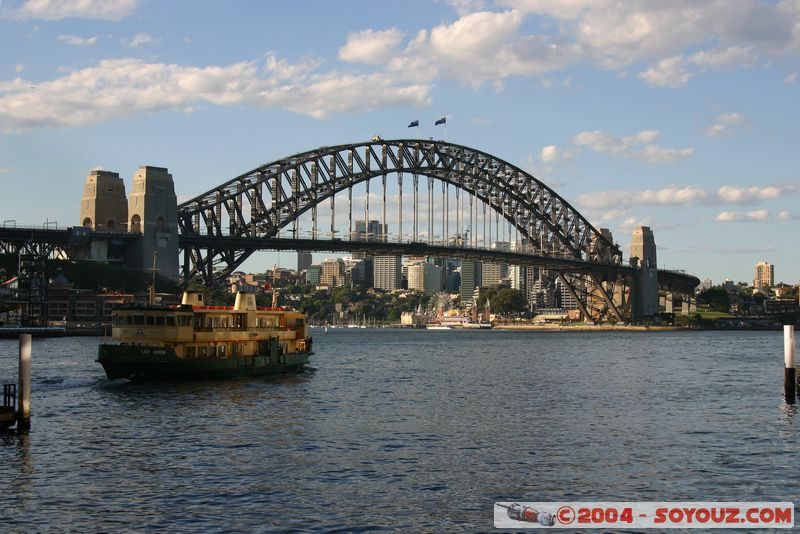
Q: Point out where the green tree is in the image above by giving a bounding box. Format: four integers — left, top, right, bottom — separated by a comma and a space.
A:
697, 287, 731, 313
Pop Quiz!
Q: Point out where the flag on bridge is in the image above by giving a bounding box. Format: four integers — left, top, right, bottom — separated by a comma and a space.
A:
408, 120, 419, 128
434, 117, 446, 125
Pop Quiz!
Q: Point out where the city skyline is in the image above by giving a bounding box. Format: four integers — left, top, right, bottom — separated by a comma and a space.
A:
1, 0, 799, 283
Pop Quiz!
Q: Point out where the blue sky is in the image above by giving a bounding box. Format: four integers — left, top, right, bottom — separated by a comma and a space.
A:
1, 0, 799, 285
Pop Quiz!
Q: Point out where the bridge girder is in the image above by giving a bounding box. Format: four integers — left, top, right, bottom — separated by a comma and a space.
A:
177, 139, 622, 283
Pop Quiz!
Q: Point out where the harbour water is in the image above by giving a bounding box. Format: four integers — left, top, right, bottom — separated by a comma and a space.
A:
0, 330, 798, 532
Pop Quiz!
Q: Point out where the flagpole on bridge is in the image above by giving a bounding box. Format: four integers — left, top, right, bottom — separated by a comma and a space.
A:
434, 116, 447, 141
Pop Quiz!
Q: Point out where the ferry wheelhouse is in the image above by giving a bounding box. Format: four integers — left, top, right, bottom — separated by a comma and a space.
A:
97, 291, 313, 380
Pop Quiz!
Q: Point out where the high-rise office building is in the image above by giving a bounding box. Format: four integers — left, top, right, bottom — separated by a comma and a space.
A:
460, 260, 482, 305
483, 242, 509, 286
406, 261, 444, 293
321, 258, 345, 287
306, 265, 322, 285
373, 256, 402, 290
297, 251, 312, 274
354, 219, 387, 242
754, 261, 774, 289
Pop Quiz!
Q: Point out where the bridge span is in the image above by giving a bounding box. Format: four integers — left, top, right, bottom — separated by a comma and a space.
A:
177, 138, 699, 321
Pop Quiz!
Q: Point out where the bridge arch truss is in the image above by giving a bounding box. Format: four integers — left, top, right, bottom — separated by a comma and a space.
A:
177, 139, 654, 321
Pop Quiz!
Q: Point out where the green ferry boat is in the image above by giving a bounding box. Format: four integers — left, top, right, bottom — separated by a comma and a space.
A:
98, 291, 313, 380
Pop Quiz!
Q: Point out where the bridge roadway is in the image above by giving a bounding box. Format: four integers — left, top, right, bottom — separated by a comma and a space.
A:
0, 226, 137, 257
178, 234, 700, 294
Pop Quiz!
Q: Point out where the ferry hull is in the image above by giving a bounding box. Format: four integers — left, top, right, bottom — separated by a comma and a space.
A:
98, 344, 311, 381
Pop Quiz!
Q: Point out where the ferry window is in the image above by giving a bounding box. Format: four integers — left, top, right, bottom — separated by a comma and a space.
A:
166, 316, 176, 326
209, 346, 216, 357
294, 318, 304, 327
194, 316, 203, 328
186, 346, 196, 358
199, 346, 207, 357
231, 344, 238, 357
218, 345, 226, 357
180, 316, 192, 327
146, 316, 155, 326
156, 316, 165, 326
125, 315, 133, 325
133, 315, 144, 325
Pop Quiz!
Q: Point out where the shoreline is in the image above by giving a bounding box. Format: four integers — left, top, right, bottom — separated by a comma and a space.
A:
493, 324, 688, 332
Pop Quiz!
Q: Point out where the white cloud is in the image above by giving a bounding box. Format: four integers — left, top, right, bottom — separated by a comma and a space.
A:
0, 55, 431, 129
620, 216, 653, 233
638, 56, 694, 87
0, 167, 14, 174
331, 2, 800, 90
777, 210, 794, 220
17, 0, 137, 21
689, 46, 756, 69
505, 1, 793, 64
540, 144, 577, 162
785, 72, 798, 84
572, 129, 692, 163
579, 185, 709, 210
339, 29, 404, 64
704, 112, 749, 138
382, 10, 583, 86
637, 47, 756, 88
15, 65, 25, 73
441, 0, 487, 16
631, 144, 694, 163
716, 185, 781, 204
58, 34, 98, 46
717, 112, 747, 125
579, 183, 798, 210
123, 33, 158, 48
715, 209, 769, 222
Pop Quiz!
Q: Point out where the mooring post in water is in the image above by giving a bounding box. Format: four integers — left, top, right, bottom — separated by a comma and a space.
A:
785, 325, 796, 405
18, 334, 31, 432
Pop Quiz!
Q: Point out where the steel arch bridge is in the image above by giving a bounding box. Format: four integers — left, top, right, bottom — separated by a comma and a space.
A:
177, 139, 698, 321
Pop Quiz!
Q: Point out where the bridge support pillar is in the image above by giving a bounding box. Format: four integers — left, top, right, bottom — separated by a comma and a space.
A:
662, 292, 674, 314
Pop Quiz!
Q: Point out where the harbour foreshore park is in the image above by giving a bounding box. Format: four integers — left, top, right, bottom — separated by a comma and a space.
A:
0, 165, 798, 335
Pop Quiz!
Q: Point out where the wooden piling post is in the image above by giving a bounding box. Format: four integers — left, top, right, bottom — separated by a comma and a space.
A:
18, 334, 31, 432
785, 325, 796, 405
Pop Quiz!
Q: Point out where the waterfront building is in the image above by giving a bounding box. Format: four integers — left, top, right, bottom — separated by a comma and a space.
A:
127, 166, 179, 280
373, 256, 403, 290
754, 261, 774, 289
80, 170, 128, 231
